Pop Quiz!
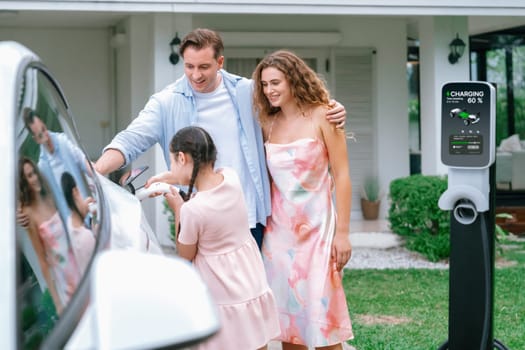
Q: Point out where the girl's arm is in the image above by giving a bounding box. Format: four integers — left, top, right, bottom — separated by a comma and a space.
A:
144, 170, 178, 188
176, 242, 197, 262
317, 108, 353, 271
164, 188, 197, 262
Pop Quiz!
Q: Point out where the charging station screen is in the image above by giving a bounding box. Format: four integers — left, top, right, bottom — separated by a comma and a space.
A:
449, 134, 482, 155
441, 82, 495, 168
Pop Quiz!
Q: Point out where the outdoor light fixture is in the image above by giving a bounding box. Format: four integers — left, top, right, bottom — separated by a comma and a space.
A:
169, 33, 181, 65
448, 33, 466, 64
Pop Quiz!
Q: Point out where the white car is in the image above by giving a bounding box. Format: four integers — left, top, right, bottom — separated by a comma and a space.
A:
0, 41, 219, 350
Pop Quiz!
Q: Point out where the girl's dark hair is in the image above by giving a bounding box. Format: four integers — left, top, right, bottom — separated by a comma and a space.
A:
18, 157, 49, 206
61, 171, 83, 219
179, 28, 224, 60
169, 126, 217, 201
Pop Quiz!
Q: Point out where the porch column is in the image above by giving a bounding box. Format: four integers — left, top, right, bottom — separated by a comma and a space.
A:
149, 13, 192, 246
122, 14, 193, 247
418, 16, 469, 175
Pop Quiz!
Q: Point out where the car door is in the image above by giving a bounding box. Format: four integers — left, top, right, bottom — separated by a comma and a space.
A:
10, 44, 105, 350
2, 41, 220, 350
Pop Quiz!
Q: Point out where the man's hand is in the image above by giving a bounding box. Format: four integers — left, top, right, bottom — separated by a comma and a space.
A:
326, 99, 347, 129
17, 205, 30, 228
94, 149, 125, 176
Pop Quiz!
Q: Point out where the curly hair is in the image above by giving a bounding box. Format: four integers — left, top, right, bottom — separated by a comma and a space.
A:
252, 50, 331, 125
18, 157, 49, 207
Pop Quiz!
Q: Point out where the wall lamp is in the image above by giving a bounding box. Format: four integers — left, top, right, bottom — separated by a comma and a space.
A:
448, 33, 466, 64
169, 33, 181, 65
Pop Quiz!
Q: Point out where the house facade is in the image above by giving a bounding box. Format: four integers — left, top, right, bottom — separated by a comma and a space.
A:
2, 1, 524, 245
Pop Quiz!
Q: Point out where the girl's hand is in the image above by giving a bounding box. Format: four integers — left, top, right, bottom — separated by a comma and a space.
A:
331, 233, 352, 272
144, 171, 176, 188
164, 186, 184, 213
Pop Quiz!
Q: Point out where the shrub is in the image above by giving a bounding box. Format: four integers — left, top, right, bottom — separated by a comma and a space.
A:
388, 174, 450, 261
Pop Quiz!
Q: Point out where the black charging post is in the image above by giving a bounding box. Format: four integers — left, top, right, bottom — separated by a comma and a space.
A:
437, 82, 509, 350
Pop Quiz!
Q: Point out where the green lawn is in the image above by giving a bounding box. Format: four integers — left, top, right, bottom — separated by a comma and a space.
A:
343, 236, 525, 350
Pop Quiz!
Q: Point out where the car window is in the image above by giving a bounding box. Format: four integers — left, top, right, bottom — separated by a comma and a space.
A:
16, 65, 100, 349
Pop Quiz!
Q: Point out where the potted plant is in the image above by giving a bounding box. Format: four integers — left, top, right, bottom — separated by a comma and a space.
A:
360, 175, 382, 220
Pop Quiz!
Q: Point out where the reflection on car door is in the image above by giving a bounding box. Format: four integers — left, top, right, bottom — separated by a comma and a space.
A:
16, 65, 100, 349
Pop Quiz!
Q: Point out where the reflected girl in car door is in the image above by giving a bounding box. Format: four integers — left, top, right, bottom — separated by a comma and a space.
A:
18, 157, 80, 314
61, 171, 96, 274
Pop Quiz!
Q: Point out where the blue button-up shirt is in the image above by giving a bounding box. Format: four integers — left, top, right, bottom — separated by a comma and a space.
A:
104, 70, 271, 227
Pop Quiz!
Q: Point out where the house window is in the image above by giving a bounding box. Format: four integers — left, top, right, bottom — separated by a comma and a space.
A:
471, 27, 525, 194
225, 57, 317, 79
407, 40, 421, 175
223, 48, 329, 87
470, 29, 525, 145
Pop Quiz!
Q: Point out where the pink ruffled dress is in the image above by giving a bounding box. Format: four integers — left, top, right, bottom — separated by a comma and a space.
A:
177, 167, 280, 349
67, 217, 96, 274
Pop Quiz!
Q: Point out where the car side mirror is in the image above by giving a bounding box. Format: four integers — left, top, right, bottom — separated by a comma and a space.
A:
91, 250, 220, 349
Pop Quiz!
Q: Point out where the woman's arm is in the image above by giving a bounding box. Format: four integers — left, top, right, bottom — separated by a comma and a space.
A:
317, 109, 353, 271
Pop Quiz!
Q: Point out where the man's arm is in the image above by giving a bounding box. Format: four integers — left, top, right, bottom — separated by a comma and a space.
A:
94, 149, 126, 175
95, 91, 168, 176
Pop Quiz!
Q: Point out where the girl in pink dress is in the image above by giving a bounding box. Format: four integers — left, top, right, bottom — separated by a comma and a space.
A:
252, 50, 354, 349
61, 171, 96, 274
162, 126, 280, 350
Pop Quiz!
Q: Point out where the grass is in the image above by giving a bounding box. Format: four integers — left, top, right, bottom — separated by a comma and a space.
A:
342, 236, 525, 350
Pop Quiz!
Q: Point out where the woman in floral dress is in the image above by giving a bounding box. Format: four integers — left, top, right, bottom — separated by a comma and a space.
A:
18, 157, 80, 314
253, 50, 354, 350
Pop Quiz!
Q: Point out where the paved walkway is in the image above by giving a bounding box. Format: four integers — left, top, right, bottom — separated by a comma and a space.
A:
346, 231, 449, 269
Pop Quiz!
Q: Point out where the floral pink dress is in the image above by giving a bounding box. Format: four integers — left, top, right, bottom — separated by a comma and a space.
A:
262, 136, 353, 347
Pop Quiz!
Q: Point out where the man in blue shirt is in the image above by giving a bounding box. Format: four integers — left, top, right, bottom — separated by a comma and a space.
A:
94, 28, 346, 249
23, 108, 90, 226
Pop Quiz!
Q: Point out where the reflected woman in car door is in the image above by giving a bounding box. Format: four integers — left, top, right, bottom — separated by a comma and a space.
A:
18, 157, 80, 314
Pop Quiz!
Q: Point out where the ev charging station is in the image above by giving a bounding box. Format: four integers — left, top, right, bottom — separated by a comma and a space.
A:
438, 82, 509, 350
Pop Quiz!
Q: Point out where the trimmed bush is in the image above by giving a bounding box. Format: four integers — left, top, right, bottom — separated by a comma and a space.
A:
388, 174, 450, 261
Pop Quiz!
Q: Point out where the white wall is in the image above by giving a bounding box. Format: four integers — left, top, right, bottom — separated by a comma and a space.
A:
0, 27, 113, 159
338, 17, 410, 215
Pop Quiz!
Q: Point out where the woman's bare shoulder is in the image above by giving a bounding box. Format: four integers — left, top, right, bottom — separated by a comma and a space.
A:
310, 104, 331, 127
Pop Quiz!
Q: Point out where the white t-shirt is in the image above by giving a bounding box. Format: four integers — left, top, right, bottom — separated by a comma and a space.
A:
193, 80, 256, 227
